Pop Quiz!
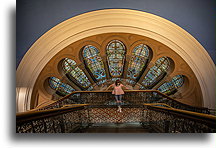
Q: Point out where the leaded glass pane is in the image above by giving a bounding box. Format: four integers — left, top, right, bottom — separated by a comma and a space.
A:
172, 75, 184, 88
49, 77, 75, 95
62, 58, 91, 88
63, 58, 76, 73
155, 56, 169, 71
157, 82, 175, 95
87, 86, 94, 91
106, 40, 126, 77
111, 77, 122, 82
141, 56, 170, 88
127, 44, 149, 83
157, 75, 184, 95
126, 79, 136, 85
97, 79, 107, 85
83, 45, 106, 81
140, 85, 146, 90
49, 77, 61, 89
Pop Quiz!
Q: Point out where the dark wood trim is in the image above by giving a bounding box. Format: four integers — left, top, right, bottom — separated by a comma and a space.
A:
38, 90, 209, 111
16, 104, 88, 124
145, 104, 216, 128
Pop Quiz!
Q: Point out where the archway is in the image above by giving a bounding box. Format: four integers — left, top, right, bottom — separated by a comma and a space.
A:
16, 9, 215, 112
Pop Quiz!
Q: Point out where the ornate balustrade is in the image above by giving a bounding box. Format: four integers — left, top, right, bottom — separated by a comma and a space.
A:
37, 90, 211, 114
143, 104, 216, 133
17, 103, 216, 133
16, 104, 89, 133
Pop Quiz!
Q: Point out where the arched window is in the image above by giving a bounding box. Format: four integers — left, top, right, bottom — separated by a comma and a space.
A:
62, 58, 91, 89
106, 40, 126, 77
157, 75, 184, 95
127, 44, 149, 84
49, 77, 75, 96
141, 56, 170, 89
83, 45, 106, 82
172, 75, 184, 88
157, 82, 175, 95
126, 79, 136, 85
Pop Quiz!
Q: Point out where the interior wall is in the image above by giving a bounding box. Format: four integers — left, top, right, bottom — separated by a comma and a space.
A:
32, 33, 203, 109
16, 9, 215, 112
16, 0, 216, 68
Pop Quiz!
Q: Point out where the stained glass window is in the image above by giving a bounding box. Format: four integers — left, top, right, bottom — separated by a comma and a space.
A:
111, 78, 122, 82
127, 44, 149, 84
96, 79, 107, 85
83, 45, 106, 81
87, 86, 94, 91
172, 75, 184, 88
62, 58, 91, 88
157, 75, 184, 95
157, 82, 175, 95
106, 40, 126, 77
49, 77, 75, 96
49, 77, 61, 89
141, 56, 170, 89
126, 79, 136, 85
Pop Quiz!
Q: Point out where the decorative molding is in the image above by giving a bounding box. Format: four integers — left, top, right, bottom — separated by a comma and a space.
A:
16, 9, 215, 111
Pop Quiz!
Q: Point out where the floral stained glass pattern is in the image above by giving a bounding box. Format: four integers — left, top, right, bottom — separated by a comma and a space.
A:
141, 56, 170, 89
62, 58, 91, 88
127, 44, 149, 84
83, 45, 106, 81
157, 75, 184, 95
49, 77, 75, 96
106, 40, 126, 77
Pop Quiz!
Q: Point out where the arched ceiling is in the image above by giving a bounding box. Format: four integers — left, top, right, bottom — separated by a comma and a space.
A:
16, 9, 215, 112
32, 33, 203, 109
16, 0, 216, 68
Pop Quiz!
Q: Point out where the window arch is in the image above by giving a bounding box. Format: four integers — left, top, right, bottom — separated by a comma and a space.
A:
141, 56, 170, 89
172, 75, 184, 88
127, 44, 150, 84
106, 40, 126, 77
62, 58, 91, 89
157, 75, 184, 95
157, 82, 175, 95
49, 77, 75, 96
83, 45, 106, 82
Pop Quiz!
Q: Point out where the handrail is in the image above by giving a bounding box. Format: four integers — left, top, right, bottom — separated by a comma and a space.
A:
16, 104, 88, 124
35, 90, 210, 111
143, 103, 173, 108
144, 104, 216, 127
34, 91, 108, 110
16, 103, 215, 133
18, 103, 216, 125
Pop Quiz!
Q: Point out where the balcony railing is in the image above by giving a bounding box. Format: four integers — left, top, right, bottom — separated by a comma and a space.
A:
16, 103, 216, 133
16, 90, 216, 133
143, 104, 216, 133
16, 104, 88, 133
36, 90, 212, 114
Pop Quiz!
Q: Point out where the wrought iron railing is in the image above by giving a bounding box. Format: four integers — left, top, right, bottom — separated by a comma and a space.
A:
36, 90, 212, 114
143, 104, 216, 133
16, 103, 216, 133
16, 104, 89, 133
17, 90, 215, 133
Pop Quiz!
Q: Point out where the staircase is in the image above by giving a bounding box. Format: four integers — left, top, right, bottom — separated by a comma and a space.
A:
77, 123, 154, 133
16, 90, 216, 133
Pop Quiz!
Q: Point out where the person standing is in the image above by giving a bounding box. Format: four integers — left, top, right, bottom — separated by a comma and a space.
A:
106, 80, 128, 112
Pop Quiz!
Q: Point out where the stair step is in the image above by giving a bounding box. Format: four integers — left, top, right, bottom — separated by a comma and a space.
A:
77, 123, 155, 133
